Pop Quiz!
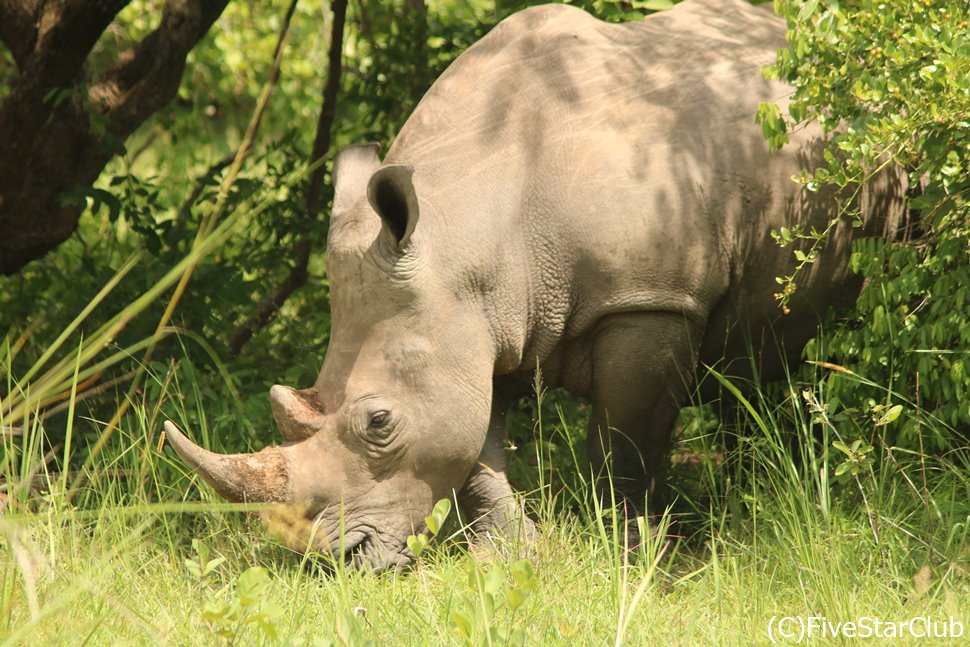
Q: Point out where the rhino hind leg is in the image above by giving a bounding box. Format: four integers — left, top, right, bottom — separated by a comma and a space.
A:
587, 311, 703, 548
458, 400, 536, 553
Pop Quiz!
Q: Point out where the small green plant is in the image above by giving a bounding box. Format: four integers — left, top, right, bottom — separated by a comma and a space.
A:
185, 538, 228, 583
406, 497, 452, 559
447, 558, 537, 647
201, 566, 284, 644
832, 439, 875, 484
829, 402, 899, 483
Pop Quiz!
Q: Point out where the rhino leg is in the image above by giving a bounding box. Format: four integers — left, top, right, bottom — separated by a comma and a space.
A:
458, 398, 536, 551
587, 312, 702, 547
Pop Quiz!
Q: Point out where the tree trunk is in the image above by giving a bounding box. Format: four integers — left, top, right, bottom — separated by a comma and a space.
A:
0, 0, 230, 275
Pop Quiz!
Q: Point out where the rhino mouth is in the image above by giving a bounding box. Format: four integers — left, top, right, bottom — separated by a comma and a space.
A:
307, 525, 412, 573
333, 529, 371, 569
324, 524, 413, 573
259, 502, 412, 572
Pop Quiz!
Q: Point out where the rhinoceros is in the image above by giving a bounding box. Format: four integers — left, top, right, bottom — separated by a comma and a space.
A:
165, 0, 903, 571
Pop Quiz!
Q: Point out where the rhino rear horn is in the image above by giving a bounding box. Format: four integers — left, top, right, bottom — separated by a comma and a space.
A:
333, 143, 382, 214
269, 385, 320, 441
164, 421, 291, 503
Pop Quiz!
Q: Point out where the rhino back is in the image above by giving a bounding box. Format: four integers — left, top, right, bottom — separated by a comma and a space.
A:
384, 0, 900, 376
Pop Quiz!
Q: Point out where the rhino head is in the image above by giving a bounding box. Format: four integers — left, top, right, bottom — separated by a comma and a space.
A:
166, 144, 498, 571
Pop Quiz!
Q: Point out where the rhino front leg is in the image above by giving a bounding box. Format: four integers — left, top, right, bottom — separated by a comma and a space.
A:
458, 398, 536, 550
587, 311, 702, 546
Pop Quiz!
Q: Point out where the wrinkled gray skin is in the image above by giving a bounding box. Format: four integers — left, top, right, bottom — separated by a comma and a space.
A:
166, 0, 905, 571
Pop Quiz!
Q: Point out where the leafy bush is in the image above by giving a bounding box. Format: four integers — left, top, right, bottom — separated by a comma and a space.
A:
761, 0, 970, 448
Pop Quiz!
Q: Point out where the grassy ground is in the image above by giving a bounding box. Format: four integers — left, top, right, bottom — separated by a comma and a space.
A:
2, 378, 969, 646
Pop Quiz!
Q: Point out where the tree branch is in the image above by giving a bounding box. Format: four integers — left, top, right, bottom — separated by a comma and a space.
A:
0, 0, 232, 274
0, 0, 132, 274
0, 0, 128, 146
0, 0, 40, 68
305, 0, 347, 216
177, 152, 236, 221
90, 0, 230, 139
228, 0, 348, 357
31, 0, 128, 89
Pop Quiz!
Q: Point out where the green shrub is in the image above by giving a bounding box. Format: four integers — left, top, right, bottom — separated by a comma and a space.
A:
761, 0, 970, 448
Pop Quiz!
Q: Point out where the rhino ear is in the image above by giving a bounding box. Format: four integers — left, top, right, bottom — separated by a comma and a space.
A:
332, 143, 382, 214
367, 164, 419, 250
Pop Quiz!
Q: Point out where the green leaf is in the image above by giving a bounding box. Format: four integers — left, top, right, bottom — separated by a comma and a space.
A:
406, 532, 428, 557
184, 559, 202, 578
756, 102, 790, 149
483, 566, 504, 595
797, 0, 819, 21
192, 538, 208, 562
874, 404, 903, 426
236, 566, 269, 607
450, 608, 473, 637
202, 601, 231, 623
202, 556, 226, 577
481, 590, 496, 617
507, 587, 527, 610
425, 498, 452, 536
635, 0, 674, 10
511, 559, 536, 591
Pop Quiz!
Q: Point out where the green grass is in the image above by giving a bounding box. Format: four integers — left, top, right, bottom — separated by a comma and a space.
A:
2, 367, 968, 646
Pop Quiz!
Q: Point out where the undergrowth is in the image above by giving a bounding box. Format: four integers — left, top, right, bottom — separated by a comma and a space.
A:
1, 348, 968, 645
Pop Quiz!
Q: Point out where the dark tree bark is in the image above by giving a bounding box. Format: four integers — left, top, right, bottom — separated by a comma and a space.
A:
406, 0, 429, 97
228, 0, 348, 357
0, 0, 231, 275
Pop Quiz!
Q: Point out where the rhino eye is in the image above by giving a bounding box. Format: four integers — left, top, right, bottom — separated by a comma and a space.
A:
369, 411, 390, 428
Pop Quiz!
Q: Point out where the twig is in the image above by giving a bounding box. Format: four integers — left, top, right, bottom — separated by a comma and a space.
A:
915, 371, 932, 536
38, 371, 138, 420
126, 124, 162, 166
228, 0, 349, 357
177, 152, 236, 221
1, 470, 133, 492
877, 438, 928, 511
854, 472, 880, 546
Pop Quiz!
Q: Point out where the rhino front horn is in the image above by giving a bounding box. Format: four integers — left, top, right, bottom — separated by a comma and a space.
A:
164, 421, 292, 503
